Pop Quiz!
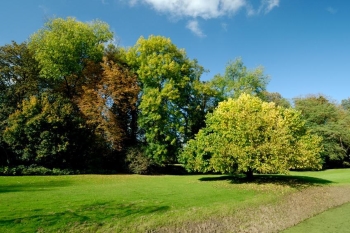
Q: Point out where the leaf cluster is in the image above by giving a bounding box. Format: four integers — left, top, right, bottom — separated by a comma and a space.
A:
294, 95, 350, 168
180, 94, 323, 175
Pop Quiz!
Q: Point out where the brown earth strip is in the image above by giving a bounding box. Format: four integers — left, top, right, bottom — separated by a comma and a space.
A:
153, 185, 350, 233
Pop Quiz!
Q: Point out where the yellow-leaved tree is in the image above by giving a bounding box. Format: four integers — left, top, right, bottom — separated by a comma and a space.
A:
180, 93, 323, 178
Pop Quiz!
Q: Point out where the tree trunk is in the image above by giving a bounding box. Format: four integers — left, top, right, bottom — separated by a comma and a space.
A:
245, 168, 254, 180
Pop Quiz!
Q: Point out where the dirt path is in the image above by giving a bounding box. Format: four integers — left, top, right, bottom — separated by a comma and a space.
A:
154, 185, 350, 233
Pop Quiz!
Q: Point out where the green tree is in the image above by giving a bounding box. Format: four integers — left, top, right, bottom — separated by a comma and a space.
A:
209, 58, 269, 101
0, 41, 42, 166
185, 80, 219, 139
28, 17, 113, 98
180, 94, 322, 178
3, 93, 92, 169
294, 95, 350, 168
341, 98, 350, 111
126, 35, 204, 164
262, 91, 291, 108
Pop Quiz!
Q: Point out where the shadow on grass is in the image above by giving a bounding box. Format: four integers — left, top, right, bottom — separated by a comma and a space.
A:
0, 201, 170, 230
0, 180, 72, 193
199, 174, 333, 189
79, 201, 170, 219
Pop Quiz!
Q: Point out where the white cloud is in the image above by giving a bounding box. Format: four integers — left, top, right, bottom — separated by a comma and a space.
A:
186, 20, 206, 37
129, 0, 281, 37
130, 0, 281, 18
245, 4, 256, 16
129, 0, 138, 6
326, 7, 337, 14
131, 0, 248, 19
259, 0, 279, 14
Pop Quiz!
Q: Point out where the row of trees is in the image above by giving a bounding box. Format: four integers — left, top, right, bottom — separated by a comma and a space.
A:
0, 17, 349, 174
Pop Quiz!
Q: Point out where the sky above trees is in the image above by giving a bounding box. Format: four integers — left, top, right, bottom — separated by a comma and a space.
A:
1, 0, 350, 102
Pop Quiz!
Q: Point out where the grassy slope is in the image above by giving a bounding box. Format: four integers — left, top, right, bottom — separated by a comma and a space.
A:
0, 169, 350, 232
290, 169, 350, 184
283, 202, 350, 233
0, 175, 273, 232
282, 169, 350, 233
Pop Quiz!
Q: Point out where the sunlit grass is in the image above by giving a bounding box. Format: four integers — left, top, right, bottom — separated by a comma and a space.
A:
290, 169, 350, 184
0, 169, 350, 232
283, 201, 350, 233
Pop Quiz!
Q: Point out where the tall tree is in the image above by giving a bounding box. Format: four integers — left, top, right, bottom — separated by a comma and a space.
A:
28, 17, 113, 98
126, 35, 204, 164
185, 80, 219, 139
78, 56, 140, 151
0, 42, 41, 114
3, 93, 92, 169
341, 98, 350, 111
209, 58, 269, 101
294, 95, 350, 168
180, 94, 323, 178
262, 91, 291, 108
0, 41, 41, 166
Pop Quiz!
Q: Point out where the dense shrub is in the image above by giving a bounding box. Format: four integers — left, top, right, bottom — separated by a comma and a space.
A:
0, 165, 76, 176
125, 147, 155, 174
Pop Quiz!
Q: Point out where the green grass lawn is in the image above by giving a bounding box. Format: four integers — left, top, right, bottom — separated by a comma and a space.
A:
290, 169, 350, 184
282, 169, 350, 233
1, 169, 350, 232
283, 201, 350, 233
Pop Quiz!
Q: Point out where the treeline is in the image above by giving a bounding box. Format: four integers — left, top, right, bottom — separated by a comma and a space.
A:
0, 17, 349, 175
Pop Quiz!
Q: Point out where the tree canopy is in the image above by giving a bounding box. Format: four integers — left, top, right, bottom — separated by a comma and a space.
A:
209, 58, 269, 101
125, 35, 204, 164
28, 17, 113, 98
3, 93, 92, 169
294, 95, 350, 168
180, 94, 323, 178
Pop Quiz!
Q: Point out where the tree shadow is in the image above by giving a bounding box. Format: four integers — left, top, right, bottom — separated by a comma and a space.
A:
78, 201, 170, 219
0, 180, 73, 193
0, 201, 170, 230
199, 174, 334, 189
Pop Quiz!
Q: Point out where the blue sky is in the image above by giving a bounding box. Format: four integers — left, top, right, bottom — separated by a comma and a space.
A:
1, 0, 349, 102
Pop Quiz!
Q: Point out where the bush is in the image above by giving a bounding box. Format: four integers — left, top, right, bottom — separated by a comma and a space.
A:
343, 161, 350, 168
0, 165, 75, 176
125, 147, 155, 174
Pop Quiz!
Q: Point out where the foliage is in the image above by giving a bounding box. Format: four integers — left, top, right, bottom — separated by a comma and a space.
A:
0, 41, 41, 110
28, 17, 113, 98
294, 95, 350, 168
1, 18, 138, 171
209, 58, 269, 101
126, 35, 204, 164
180, 94, 323, 177
185, 80, 219, 139
262, 91, 291, 108
78, 57, 140, 150
2, 17, 347, 175
0, 42, 42, 166
125, 147, 154, 174
3, 93, 92, 169
341, 98, 350, 111
0, 165, 75, 176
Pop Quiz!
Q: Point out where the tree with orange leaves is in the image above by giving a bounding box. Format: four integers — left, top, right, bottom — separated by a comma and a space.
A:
79, 56, 140, 151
